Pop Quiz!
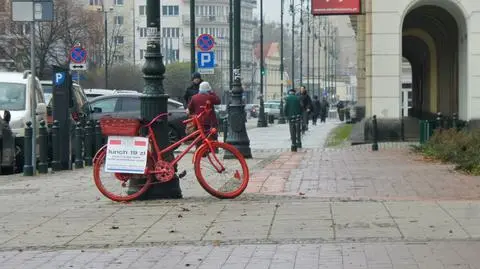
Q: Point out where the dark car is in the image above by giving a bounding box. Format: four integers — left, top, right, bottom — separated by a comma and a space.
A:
87, 93, 187, 143
41, 81, 90, 126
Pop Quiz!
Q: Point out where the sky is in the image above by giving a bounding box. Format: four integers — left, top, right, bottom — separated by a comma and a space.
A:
257, 0, 284, 23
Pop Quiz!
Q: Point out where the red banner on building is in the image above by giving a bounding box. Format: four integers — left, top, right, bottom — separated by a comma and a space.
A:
311, 0, 361, 15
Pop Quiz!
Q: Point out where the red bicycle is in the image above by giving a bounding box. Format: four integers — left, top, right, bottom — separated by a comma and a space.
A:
92, 103, 249, 202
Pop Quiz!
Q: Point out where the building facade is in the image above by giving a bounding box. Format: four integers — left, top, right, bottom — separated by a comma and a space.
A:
133, 0, 257, 101
254, 42, 289, 101
350, 0, 480, 121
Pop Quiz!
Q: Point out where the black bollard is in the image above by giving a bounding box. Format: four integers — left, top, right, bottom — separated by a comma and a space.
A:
223, 116, 228, 143
74, 122, 84, 169
400, 116, 405, 142
84, 121, 93, 166
23, 121, 33, 176
452, 113, 457, 129
296, 115, 302, 148
436, 112, 442, 130
289, 116, 297, 152
372, 115, 379, 151
94, 120, 103, 152
51, 120, 61, 171
38, 120, 48, 174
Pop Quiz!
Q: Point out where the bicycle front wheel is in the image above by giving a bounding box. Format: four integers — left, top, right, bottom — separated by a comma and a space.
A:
194, 141, 249, 199
93, 147, 153, 202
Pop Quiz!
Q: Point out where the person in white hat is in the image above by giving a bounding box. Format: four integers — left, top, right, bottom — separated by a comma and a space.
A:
187, 81, 221, 141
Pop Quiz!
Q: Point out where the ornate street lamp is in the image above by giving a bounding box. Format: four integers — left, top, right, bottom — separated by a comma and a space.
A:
225, 0, 252, 158
278, 0, 287, 124
257, 0, 267, 127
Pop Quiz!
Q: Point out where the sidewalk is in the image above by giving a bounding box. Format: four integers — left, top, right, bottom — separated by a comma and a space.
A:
2, 119, 480, 267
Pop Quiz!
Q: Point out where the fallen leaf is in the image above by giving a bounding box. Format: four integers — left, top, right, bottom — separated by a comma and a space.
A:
111, 226, 119, 230
216, 231, 222, 234
181, 207, 190, 212
299, 192, 305, 196
178, 214, 183, 218
169, 230, 176, 233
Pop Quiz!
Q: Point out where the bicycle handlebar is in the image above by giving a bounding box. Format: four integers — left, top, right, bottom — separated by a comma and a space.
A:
182, 105, 213, 125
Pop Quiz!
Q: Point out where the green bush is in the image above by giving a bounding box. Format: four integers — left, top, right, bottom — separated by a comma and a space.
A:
420, 128, 480, 175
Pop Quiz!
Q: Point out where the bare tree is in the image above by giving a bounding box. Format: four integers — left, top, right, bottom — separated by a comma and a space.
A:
0, 0, 105, 78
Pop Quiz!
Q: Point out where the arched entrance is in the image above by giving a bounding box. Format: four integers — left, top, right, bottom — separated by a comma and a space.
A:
401, 2, 467, 119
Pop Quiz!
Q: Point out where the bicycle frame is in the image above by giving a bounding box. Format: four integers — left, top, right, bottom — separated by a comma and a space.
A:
145, 109, 219, 168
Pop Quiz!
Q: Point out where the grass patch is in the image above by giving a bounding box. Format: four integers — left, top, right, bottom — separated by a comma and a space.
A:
326, 124, 354, 147
417, 128, 480, 175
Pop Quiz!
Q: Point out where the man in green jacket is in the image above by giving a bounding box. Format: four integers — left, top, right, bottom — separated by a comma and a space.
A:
284, 89, 302, 119
284, 89, 302, 151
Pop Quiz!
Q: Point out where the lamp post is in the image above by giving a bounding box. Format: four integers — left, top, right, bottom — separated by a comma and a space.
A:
98, 5, 113, 89
226, 0, 252, 158
317, 19, 321, 96
133, 0, 181, 199
290, 0, 295, 91
190, 0, 196, 74
299, 0, 304, 87
229, 0, 233, 92
306, 4, 310, 94
257, 0, 267, 127
278, 0, 286, 124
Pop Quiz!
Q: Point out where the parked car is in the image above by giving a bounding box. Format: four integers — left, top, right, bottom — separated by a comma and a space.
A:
83, 89, 138, 100
87, 93, 187, 143
264, 102, 281, 119
245, 104, 259, 118
41, 81, 90, 126
0, 71, 47, 172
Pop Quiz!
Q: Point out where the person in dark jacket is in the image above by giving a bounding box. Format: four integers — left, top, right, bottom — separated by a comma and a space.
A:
312, 95, 321, 125
319, 97, 330, 123
184, 72, 203, 106
188, 81, 221, 146
299, 86, 312, 133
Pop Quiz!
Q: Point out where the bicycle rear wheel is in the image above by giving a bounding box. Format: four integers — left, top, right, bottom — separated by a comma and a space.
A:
194, 141, 249, 199
93, 147, 153, 202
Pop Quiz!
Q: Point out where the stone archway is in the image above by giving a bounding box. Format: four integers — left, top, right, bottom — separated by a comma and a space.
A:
401, 2, 467, 119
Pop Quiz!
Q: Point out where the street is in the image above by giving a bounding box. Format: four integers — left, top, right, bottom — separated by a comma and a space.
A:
0, 119, 479, 268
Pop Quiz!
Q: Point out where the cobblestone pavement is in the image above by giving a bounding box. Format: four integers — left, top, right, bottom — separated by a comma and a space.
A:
1, 241, 480, 269
1, 120, 480, 268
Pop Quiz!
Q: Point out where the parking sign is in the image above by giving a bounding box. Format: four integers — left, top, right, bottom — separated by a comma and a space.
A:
197, 51, 215, 68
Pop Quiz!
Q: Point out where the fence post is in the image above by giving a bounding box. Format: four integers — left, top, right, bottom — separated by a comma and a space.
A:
84, 121, 93, 166
452, 113, 458, 129
23, 121, 33, 176
95, 120, 103, 152
296, 115, 302, 148
51, 120, 61, 172
38, 120, 48, 174
372, 115, 379, 151
289, 116, 297, 152
74, 122, 84, 169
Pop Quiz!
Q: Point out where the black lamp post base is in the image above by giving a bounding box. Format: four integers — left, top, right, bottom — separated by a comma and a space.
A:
225, 103, 252, 159
257, 115, 267, 127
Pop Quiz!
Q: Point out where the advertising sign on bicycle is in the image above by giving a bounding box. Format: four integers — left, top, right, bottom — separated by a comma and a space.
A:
105, 136, 149, 174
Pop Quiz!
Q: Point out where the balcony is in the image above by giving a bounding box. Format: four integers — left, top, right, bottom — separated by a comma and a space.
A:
182, 15, 229, 25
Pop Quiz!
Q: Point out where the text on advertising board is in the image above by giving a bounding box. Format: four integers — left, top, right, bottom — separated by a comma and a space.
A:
311, 0, 361, 16
105, 136, 149, 174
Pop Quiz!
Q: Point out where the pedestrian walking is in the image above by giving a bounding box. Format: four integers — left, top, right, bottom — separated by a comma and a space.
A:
312, 95, 321, 125
319, 97, 329, 123
183, 72, 203, 106
299, 86, 312, 133
284, 89, 302, 148
187, 81, 221, 147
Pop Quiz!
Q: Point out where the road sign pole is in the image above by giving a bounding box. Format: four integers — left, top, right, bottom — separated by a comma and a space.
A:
30, 20, 37, 174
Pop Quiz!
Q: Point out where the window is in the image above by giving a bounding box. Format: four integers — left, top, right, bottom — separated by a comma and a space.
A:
162, 5, 179, 16
91, 98, 118, 114
114, 0, 124, 5
120, 98, 140, 111
139, 27, 147, 38
162, 27, 179, 38
139, 5, 145, 15
114, 55, 125, 62
115, 36, 124, 44
89, 0, 101, 5
114, 16, 124, 25
140, 49, 146, 59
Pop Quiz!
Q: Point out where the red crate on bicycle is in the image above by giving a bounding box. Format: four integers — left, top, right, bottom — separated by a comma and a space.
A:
99, 118, 141, 136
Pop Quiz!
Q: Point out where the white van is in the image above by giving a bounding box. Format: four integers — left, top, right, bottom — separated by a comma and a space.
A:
0, 71, 47, 170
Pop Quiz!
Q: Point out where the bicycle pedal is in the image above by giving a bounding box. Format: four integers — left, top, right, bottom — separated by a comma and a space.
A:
178, 170, 187, 179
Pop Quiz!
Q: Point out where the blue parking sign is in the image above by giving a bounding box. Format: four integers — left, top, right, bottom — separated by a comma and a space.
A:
197, 51, 215, 69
